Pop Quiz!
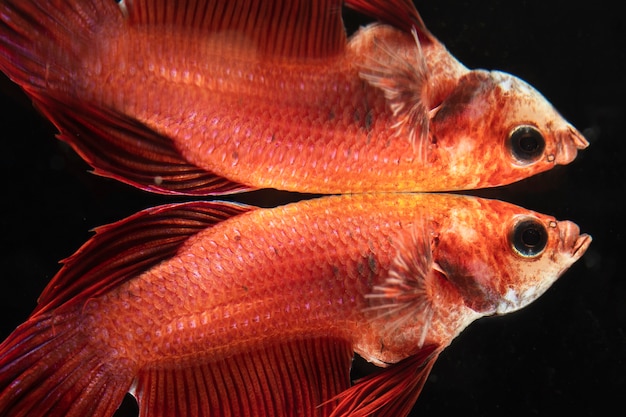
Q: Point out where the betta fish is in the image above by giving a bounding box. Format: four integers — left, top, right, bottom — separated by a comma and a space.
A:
0, 0, 588, 195
0, 193, 591, 417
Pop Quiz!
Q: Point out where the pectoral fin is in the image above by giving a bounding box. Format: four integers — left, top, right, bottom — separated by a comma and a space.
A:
359, 28, 433, 162
366, 219, 437, 347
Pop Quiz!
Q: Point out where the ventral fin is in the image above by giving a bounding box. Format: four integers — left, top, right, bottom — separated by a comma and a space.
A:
30, 92, 252, 195
329, 344, 440, 417
120, 0, 348, 58
365, 218, 438, 347
360, 28, 434, 162
34, 201, 253, 315
132, 338, 353, 417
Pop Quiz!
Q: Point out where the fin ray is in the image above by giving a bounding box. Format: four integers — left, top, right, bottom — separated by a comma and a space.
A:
345, 0, 433, 40
123, 0, 347, 58
366, 217, 436, 347
0, 0, 122, 90
359, 28, 432, 162
329, 345, 440, 417
0, 312, 132, 417
133, 338, 353, 417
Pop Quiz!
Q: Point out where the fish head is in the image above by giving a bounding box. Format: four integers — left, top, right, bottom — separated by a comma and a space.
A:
491, 215, 592, 315
431, 70, 589, 188
433, 197, 592, 316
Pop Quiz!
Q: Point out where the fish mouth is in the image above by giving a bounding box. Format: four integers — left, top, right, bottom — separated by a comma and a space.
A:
572, 233, 592, 259
559, 220, 592, 260
555, 125, 589, 165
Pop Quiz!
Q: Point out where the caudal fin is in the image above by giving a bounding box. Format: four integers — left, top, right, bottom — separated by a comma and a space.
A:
0, 310, 133, 417
0, 0, 122, 94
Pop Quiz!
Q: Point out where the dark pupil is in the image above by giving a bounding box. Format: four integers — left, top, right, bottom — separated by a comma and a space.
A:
512, 219, 548, 257
521, 227, 541, 247
508, 125, 545, 163
519, 133, 539, 153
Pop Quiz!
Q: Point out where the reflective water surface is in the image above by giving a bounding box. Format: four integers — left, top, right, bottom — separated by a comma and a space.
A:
0, 1, 622, 416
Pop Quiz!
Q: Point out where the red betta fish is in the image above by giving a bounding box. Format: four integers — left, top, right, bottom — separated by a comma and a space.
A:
0, 194, 591, 417
0, 0, 588, 195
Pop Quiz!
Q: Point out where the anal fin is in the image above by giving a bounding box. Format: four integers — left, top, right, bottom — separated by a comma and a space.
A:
132, 338, 353, 417
330, 344, 440, 417
31, 92, 253, 195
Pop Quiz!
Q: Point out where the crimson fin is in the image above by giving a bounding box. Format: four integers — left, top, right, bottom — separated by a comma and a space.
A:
329, 344, 440, 417
133, 338, 353, 417
32, 92, 253, 195
35, 201, 253, 315
0, 310, 132, 417
345, 0, 434, 41
0, 0, 122, 92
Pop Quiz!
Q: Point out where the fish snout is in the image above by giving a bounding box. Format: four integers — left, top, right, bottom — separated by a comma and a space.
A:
557, 220, 592, 260
554, 125, 589, 165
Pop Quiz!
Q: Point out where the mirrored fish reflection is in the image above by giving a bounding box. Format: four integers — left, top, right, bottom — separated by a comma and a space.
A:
0, 193, 591, 417
0, 0, 588, 195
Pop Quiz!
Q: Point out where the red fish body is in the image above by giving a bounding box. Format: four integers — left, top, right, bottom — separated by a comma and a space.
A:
0, 0, 588, 195
0, 193, 591, 417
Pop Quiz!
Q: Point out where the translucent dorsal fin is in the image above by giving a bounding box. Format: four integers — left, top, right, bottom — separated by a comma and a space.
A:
121, 0, 348, 58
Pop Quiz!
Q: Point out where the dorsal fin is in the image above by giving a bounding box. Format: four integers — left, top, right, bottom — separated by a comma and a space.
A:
34, 201, 253, 316
121, 0, 348, 58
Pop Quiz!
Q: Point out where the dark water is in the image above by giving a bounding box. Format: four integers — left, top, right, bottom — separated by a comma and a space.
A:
0, 1, 623, 416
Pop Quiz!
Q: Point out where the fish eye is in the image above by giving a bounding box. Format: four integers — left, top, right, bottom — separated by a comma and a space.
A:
507, 125, 545, 164
510, 218, 548, 258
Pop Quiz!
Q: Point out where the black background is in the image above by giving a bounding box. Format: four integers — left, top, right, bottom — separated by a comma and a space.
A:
0, 1, 623, 416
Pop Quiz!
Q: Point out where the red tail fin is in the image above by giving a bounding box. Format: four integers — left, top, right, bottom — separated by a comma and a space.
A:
0, 310, 133, 417
0, 0, 122, 94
